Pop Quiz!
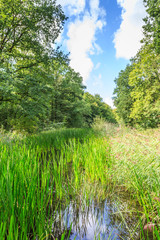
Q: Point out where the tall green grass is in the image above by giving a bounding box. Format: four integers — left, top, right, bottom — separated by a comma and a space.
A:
1, 126, 159, 239
0, 128, 110, 239
109, 128, 160, 239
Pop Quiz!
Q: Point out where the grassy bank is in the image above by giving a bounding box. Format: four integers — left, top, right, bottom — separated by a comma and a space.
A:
109, 127, 160, 239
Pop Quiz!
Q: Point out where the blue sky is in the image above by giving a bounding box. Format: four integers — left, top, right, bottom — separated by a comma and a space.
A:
56, 0, 147, 108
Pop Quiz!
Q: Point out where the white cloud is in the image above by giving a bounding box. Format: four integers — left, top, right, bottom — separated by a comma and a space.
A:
113, 0, 147, 59
104, 97, 115, 109
94, 62, 101, 70
93, 74, 102, 87
65, 0, 106, 82
57, 0, 85, 16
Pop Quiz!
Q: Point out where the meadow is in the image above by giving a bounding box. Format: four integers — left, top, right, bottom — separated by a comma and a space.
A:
110, 127, 160, 239
0, 126, 159, 239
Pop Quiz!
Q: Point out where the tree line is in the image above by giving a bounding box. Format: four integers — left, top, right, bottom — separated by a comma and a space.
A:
113, 0, 160, 128
0, 0, 116, 133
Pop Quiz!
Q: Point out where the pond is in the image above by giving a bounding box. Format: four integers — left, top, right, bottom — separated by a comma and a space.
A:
52, 197, 140, 240
37, 138, 155, 240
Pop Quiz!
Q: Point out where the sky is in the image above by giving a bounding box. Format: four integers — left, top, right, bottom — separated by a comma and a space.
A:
56, 0, 147, 108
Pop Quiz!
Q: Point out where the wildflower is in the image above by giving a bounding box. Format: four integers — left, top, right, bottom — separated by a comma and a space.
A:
143, 223, 155, 232
154, 197, 160, 202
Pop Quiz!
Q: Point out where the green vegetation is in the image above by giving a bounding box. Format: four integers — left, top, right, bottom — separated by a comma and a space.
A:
0, 0, 115, 133
113, 0, 160, 128
0, 126, 160, 239
110, 127, 160, 239
0, 0, 160, 238
0, 128, 110, 239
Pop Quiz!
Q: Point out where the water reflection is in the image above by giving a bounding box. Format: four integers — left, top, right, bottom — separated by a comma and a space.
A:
52, 197, 139, 240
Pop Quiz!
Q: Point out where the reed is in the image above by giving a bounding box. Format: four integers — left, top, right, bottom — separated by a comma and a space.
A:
1, 127, 159, 239
110, 128, 160, 239
0, 128, 110, 239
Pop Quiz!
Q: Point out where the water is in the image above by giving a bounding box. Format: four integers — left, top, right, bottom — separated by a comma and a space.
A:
39, 148, 141, 240
52, 197, 139, 240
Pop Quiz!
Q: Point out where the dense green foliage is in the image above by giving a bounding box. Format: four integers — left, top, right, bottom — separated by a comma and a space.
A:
0, 129, 110, 239
0, 0, 115, 132
83, 92, 117, 126
113, 64, 134, 126
113, 0, 160, 128
143, 0, 160, 54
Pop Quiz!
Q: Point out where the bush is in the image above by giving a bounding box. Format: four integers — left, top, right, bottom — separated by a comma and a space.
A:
91, 116, 117, 136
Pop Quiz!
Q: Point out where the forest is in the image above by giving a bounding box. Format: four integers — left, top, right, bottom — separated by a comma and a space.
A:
0, 0, 159, 132
0, 0, 116, 133
113, 0, 160, 128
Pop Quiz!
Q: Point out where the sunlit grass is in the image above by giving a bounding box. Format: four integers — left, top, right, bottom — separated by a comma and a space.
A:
110, 127, 160, 239
0, 128, 110, 239
0, 126, 160, 239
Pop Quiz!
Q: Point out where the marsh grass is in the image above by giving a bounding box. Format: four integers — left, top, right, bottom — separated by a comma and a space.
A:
1, 126, 160, 239
110, 127, 160, 239
91, 117, 117, 137
0, 128, 111, 239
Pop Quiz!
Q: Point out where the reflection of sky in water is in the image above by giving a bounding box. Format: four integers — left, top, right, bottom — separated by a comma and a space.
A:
53, 199, 138, 240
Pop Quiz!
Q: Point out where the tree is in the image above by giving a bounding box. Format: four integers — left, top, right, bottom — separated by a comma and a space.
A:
0, 0, 67, 113
142, 0, 160, 54
128, 0, 160, 127
47, 62, 88, 128
0, 0, 66, 68
0, 0, 67, 131
83, 92, 116, 125
113, 0, 160, 128
0, 0, 116, 132
113, 64, 134, 125
129, 44, 160, 128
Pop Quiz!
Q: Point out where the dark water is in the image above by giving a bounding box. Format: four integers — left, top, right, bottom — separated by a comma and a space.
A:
52, 197, 139, 240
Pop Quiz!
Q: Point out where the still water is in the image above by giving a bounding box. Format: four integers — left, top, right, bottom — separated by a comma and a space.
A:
52, 197, 139, 240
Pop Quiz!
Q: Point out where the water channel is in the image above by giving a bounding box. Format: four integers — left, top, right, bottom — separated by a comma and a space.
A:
52, 197, 140, 240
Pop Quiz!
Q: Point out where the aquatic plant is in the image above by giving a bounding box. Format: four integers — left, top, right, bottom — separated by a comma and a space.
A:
0, 127, 159, 239
0, 128, 110, 239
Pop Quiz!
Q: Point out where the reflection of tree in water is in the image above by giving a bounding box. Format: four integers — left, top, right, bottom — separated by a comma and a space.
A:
52, 197, 139, 240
